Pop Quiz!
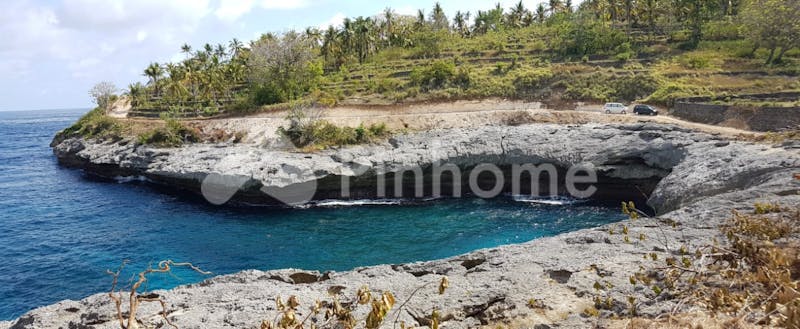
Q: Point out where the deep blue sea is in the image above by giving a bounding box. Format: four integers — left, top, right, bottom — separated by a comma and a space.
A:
0, 109, 624, 320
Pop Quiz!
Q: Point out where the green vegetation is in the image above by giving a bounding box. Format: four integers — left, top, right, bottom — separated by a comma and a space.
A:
57, 107, 125, 140
278, 105, 390, 149
64, 0, 798, 149
98, 0, 796, 120
137, 118, 200, 147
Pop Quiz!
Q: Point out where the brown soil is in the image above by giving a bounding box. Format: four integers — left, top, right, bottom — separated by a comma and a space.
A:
120, 99, 763, 144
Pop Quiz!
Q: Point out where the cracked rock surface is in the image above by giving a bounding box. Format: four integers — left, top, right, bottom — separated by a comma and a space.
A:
3, 123, 799, 328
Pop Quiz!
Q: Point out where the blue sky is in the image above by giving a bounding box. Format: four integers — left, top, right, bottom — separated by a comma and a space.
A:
0, 0, 549, 111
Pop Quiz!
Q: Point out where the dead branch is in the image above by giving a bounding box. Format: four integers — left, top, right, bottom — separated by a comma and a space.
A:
106, 260, 211, 329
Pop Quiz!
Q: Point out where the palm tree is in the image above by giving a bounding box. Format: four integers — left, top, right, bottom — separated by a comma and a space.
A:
430, 2, 449, 31
215, 44, 227, 59
381, 7, 396, 46
143, 63, 164, 97
321, 25, 339, 69
453, 11, 470, 36
522, 11, 534, 26
341, 18, 354, 48
126, 82, 145, 107
474, 4, 503, 34
228, 38, 243, 59
353, 17, 376, 63
548, 0, 563, 15
536, 4, 546, 22
508, 1, 529, 28
304, 27, 322, 47
180, 43, 192, 59
415, 9, 426, 30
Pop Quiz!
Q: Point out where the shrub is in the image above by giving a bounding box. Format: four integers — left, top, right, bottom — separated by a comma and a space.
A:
410, 31, 446, 59
560, 72, 655, 103
138, 118, 199, 147
513, 68, 555, 99
372, 78, 402, 94
610, 73, 659, 102
646, 81, 707, 106
58, 107, 123, 140
702, 19, 742, 41
277, 105, 390, 149
410, 60, 456, 90
678, 53, 714, 69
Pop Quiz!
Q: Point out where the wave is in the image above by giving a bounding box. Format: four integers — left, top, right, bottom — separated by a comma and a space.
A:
113, 175, 150, 184
510, 195, 589, 206
299, 199, 408, 208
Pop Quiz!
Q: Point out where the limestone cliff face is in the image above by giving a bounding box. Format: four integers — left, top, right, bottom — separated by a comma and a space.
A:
4, 123, 796, 328
52, 123, 793, 211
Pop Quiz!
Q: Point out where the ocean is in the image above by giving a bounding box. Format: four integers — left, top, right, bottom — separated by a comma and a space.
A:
0, 109, 624, 320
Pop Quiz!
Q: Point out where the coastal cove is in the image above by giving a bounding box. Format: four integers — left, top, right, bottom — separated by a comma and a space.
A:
4, 105, 796, 328
0, 109, 627, 320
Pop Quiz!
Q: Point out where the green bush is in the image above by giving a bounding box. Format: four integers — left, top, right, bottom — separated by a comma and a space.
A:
702, 19, 742, 41
559, 71, 658, 103
611, 74, 659, 101
410, 31, 446, 59
645, 81, 707, 106
279, 120, 390, 148
372, 78, 402, 94
138, 118, 199, 147
410, 60, 457, 90
678, 54, 712, 69
277, 105, 390, 148
58, 107, 123, 139
513, 68, 555, 99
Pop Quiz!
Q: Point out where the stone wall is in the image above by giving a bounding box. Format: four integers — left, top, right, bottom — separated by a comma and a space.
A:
670, 102, 800, 132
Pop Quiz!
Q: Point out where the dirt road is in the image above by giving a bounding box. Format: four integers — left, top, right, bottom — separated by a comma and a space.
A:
125, 99, 761, 143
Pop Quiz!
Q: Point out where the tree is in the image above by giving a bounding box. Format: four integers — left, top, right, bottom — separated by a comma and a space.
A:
740, 0, 800, 64
548, 0, 564, 15
304, 27, 322, 48
228, 38, 244, 59
248, 31, 320, 103
126, 82, 145, 107
143, 63, 164, 97
674, 0, 716, 48
353, 17, 377, 63
415, 9, 427, 30
180, 43, 192, 59
474, 4, 504, 34
89, 81, 118, 110
380, 7, 397, 47
453, 11, 471, 36
430, 2, 449, 31
536, 4, 547, 23
507, 1, 530, 28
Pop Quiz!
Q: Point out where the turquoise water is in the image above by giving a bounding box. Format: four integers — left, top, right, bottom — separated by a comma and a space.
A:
0, 109, 625, 320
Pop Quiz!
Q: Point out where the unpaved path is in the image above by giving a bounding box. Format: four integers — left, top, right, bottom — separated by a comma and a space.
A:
123, 99, 761, 143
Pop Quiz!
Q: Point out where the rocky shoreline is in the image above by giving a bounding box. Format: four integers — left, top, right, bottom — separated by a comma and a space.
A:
4, 122, 800, 328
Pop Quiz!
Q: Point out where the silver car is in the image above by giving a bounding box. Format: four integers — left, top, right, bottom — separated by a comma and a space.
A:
603, 103, 628, 114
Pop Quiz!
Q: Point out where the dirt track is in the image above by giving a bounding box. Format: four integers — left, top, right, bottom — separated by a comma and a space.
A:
122, 99, 761, 143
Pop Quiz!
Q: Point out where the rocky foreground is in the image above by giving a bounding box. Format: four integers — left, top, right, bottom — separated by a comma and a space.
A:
4, 122, 800, 328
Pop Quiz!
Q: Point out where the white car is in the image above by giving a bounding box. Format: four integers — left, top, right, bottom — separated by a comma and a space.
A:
603, 103, 628, 114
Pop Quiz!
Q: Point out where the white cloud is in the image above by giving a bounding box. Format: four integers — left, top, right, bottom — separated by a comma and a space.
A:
259, 0, 309, 10
57, 0, 212, 30
318, 12, 346, 30
215, 0, 256, 21
136, 30, 148, 42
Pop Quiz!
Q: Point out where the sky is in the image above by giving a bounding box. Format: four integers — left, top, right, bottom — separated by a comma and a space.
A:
0, 0, 550, 111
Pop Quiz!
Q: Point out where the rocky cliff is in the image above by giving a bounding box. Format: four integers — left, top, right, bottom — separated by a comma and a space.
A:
3, 122, 799, 328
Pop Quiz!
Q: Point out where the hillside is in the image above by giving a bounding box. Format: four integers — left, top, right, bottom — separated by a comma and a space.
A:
59, 0, 799, 149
